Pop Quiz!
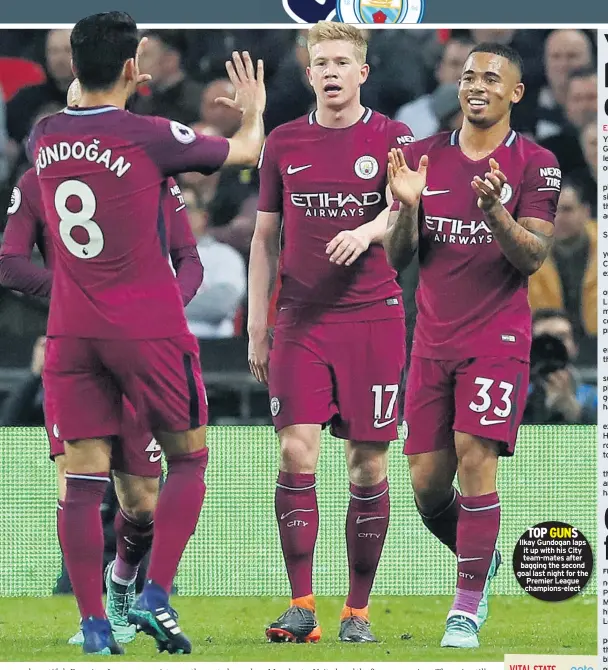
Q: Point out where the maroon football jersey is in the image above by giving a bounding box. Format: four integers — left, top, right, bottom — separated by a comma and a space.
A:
258, 108, 413, 322
0, 168, 55, 296
395, 129, 560, 362
1, 167, 201, 307
28, 106, 228, 339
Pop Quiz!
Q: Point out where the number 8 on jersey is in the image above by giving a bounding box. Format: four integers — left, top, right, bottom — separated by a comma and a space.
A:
56, 180, 104, 259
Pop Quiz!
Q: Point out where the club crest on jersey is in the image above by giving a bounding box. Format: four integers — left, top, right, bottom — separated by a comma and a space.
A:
500, 183, 513, 204
354, 155, 379, 180
337, 0, 424, 24
7, 186, 21, 215
270, 397, 281, 417
282, 0, 337, 23
170, 120, 196, 144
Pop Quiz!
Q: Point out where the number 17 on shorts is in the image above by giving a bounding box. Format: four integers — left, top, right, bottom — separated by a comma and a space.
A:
371, 384, 400, 430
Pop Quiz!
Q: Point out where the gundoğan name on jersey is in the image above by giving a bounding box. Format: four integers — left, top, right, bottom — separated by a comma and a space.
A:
291, 191, 382, 217
425, 216, 493, 244
34, 139, 131, 177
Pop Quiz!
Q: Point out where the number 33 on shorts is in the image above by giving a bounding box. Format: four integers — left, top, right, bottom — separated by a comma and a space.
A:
468, 376, 514, 425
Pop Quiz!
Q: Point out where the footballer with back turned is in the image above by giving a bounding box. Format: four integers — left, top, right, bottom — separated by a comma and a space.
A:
27, 11, 265, 655
0, 79, 206, 648
249, 22, 413, 644
384, 42, 560, 648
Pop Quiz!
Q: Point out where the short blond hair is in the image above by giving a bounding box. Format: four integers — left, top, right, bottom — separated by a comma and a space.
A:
307, 21, 368, 64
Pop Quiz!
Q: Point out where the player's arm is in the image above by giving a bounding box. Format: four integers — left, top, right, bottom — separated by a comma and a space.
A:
0, 176, 53, 298
326, 184, 392, 266
170, 246, 203, 307
472, 157, 558, 276
147, 53, 265, 176
247, 210, 280, 385
384, 203, 419, 271
383, 148, 427, 271
248, 130, 282, 384
168, 195, 204, 307
479, 208, 553, 275
221, 54, 266, 167
327, 123, 416, 267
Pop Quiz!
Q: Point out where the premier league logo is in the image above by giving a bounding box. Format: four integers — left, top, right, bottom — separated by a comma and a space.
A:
337, 0, 424, 23
6, 186, 21, 215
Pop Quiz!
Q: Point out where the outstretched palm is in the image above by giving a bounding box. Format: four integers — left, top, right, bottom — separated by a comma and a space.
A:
387, 148, 428, 208
216, 51, 266, 117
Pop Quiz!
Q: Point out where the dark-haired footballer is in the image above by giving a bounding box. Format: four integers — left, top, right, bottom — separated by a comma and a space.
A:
27, 11, 265, 655
385, 42, 560, 648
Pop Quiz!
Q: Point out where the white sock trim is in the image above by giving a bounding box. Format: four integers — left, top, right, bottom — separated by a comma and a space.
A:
350, 486, 389, 502
118, 507, 154, 528
420, 488, 457, 519
65, 473, 111, 482
111, 564, 138, 586
277, 482, 316, 491
460, 502, 500, 512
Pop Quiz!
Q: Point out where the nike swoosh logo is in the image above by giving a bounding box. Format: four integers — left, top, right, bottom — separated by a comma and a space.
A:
374, 418, 395, 429
457, 555, 483, 563
422, 187, 450, 196
480, 416, 506, 426
280, 508, 314, 519
287, 164, 312, 175
356, 515, 386, 525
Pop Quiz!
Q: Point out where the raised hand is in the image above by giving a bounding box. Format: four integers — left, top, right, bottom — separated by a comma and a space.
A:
472, 158, 507, 212
216, 51, 266, 117
387, 148, 428, 209
134, 36, 153, 87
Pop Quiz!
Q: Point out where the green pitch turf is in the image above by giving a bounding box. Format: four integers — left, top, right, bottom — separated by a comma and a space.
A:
0, 594, 596, 661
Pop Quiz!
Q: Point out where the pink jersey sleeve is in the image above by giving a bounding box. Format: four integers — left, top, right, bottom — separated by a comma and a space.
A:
141, 116, 230, 178
166, 179, 197, 250
389, 119, 415, 151
165, 179, 203, 306
257, 132, 283, 213
1, 170, 41, 256
0, 169, 53, 298
516, 147, 561, 222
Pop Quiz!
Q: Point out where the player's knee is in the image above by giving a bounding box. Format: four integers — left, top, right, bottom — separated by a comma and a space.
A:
346, 442, 388, 487
279, 436, 318, 473
119, 488, 156, 524
65, 438, 112, 473
154, 425, 207, 459
455, 432, 499, 480
114, 473, 159, 520
125, 507, 154, 526
409, 459, 451, 514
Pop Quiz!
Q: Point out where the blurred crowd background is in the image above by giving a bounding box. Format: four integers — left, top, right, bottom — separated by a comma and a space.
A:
0, 27, 599, 429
